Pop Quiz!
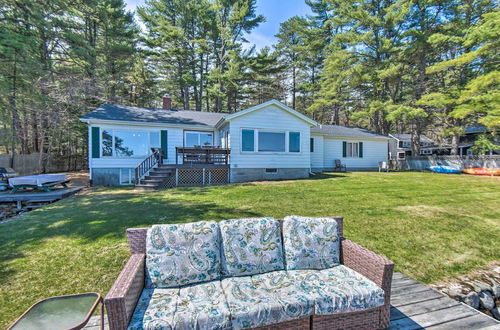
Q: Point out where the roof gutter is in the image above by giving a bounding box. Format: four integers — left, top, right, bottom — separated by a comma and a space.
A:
79, 118, 217, 130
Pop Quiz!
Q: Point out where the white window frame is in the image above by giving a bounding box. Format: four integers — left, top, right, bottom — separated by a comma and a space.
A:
264, 168, 278, 174
119, 168, 133, 185
184, 130, 214, 147
101, 129, 160, 158
346, 142, 359, 158
240, 128, 302, 154
397, 152, 406, 160
420, 149, 432, 155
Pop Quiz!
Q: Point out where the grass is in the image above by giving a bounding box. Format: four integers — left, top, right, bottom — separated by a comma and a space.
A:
1, 171, 499, 327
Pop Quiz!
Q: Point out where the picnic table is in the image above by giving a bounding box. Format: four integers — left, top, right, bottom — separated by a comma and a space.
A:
8, 174, 69, 193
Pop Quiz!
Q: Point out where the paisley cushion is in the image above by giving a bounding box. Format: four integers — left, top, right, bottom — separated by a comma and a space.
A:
146, 221, 222, 288
282, 215, 340, 270
287, 265, 385, 315
173, 281, 232, 330
128, 281, 231, 330
219, 217, 285, 277
128, 288, 179, 330
221, 274, 312, 329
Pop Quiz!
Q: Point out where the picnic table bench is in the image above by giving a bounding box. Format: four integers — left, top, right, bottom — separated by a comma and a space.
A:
8, 174, 70, 193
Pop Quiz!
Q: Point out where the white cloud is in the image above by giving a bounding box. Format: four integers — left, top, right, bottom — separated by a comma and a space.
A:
244, 32, 276, 51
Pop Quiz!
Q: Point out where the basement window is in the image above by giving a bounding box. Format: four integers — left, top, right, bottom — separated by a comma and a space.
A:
265, 168, 278, 174
120, 168, 133, 185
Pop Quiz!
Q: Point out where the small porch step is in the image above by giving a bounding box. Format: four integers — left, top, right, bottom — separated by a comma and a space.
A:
135, 166, 173, 190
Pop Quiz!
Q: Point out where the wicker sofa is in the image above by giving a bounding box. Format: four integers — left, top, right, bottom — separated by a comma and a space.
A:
105, 216, 394, 330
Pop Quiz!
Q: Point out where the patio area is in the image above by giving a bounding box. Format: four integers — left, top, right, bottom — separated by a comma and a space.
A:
82, 272, 499, 329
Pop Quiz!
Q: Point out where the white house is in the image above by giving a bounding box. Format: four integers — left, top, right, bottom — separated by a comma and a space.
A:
388, 134, 435, 160
311, 125, 390, 171
80, 99, 389, 187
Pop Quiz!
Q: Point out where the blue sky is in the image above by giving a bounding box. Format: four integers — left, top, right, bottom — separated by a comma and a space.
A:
125, 0, 312, 50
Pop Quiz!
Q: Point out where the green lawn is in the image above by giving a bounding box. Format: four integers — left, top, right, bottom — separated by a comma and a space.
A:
1, 172, 499, 327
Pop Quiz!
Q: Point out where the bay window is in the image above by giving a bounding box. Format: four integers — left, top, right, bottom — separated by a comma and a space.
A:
258, 131, 285, 152
101, 130, 159, 158
241, 129, 301, 153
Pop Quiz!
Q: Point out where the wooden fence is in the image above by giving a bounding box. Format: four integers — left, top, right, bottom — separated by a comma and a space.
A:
0, 153, 87, 175
390, 155, 500, 171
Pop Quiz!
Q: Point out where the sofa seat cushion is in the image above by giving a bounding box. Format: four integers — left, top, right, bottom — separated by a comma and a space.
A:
146, 221, 222, 288
174, 281, 232, 330
128, 288, 179, 330
282, 216, 340, 270
219, 217, 284, 277
128, 281, 232, 330
221, 273, 313, 329
287, 265, 385, 315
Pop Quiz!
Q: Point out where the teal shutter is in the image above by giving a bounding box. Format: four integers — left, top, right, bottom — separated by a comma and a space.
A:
359, 142, 363, 158
342, 141, 347, 157
91, 127, 100, 158
161, 130, 168, 158
310, 138, 314, 152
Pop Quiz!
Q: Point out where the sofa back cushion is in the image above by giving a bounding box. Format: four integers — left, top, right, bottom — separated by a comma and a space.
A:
146, 221, 222, 288
282, 215, 340, 270
219, 217, 285, 277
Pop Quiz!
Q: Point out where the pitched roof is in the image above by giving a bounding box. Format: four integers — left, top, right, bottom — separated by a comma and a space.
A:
80, 104, 226, 127
465, 125, 486, 134
220, 99, 318, 126
311, 124, 389, 139
390, 133, 434, 143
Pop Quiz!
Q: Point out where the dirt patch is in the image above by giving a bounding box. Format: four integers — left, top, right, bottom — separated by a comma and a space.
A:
66, 171, 90, 187
396, 205, 449, 218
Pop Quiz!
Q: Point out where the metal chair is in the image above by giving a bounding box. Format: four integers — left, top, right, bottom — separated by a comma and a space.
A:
334, 159, 347, 172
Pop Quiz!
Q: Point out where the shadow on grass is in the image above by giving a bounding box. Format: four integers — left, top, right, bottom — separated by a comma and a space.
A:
0, 188, 262, 278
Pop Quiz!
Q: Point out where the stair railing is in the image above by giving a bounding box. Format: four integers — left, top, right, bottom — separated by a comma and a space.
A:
134, 148, 163, 184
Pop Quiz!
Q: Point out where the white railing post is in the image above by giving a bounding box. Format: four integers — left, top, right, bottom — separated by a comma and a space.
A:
175, 169, 179, 187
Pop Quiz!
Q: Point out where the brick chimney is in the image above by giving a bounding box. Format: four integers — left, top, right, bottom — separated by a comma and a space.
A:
162, 95, 172, 110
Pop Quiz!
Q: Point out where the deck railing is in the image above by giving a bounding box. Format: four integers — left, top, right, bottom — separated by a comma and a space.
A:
176, 147, 230, 165
134, 148, 162, 184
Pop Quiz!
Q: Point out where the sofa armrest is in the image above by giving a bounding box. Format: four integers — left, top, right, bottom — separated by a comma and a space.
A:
341, 239, 394, 303
105, 254, 145, 330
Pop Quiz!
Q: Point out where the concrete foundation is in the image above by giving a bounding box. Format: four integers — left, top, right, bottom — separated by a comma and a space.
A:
230, 168, 310, 183
91, 168, 121, 186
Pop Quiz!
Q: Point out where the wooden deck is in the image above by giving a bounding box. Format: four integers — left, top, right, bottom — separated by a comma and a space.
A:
389, 272, 499, 329
83, 272, 499, 330
0, 186, 83, 203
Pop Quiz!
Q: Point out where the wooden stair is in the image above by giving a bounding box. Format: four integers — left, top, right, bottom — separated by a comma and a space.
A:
135, 166, 174, 191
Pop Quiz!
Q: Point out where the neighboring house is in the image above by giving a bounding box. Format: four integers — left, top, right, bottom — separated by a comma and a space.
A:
80, 99, 389, 186
388, 134, 434, 160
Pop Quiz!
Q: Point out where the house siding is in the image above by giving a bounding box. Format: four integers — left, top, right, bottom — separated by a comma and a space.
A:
310, 134, 324, 171
323, 138, 388, 170
228, 105, 311, 170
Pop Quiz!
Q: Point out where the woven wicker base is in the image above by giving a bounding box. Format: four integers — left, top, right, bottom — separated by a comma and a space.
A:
251, 316, 310, 330
312, 307, 383, 330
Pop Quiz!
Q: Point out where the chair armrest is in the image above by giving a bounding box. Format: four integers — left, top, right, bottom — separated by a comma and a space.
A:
105, 254, 145, 330
341, 239, 394, 304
